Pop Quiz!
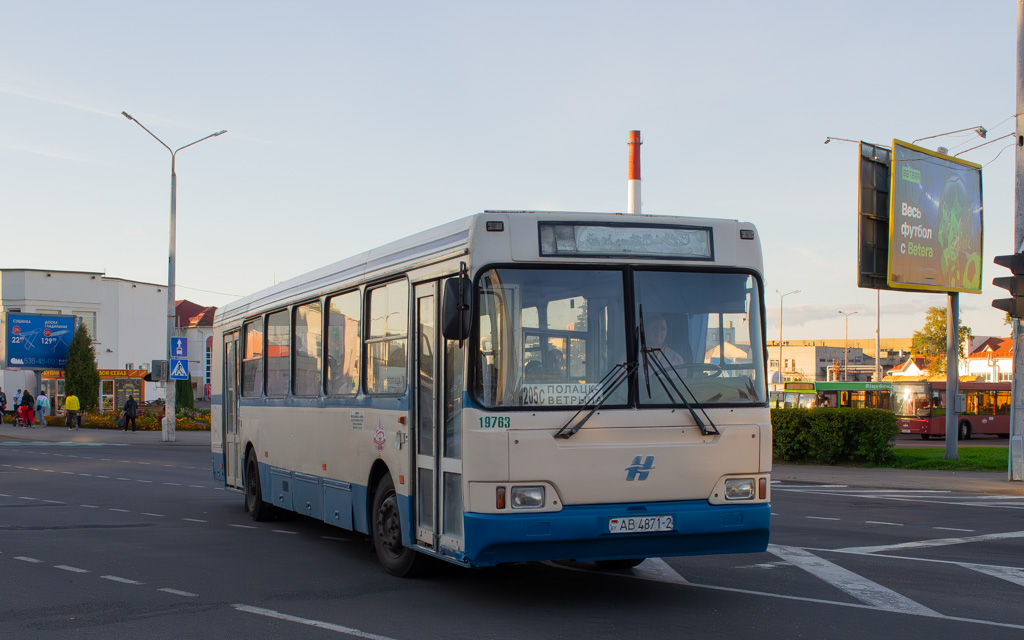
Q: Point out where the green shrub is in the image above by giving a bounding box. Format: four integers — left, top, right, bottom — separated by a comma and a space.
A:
771, 408, 897, 464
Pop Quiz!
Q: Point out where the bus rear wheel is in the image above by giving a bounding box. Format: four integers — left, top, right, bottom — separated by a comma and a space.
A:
958, 421, 972, 441
920, 434, 931, 440
245, 451, 273, 522
372, 474, 422, 577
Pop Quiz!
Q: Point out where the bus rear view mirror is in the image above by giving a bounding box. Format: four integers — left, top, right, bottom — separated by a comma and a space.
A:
441, 276, 473, 341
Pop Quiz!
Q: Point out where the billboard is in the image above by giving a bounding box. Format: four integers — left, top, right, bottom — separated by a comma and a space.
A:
887, 139, 983, 293
857, 141, 894, 291
5, 313, 77, 369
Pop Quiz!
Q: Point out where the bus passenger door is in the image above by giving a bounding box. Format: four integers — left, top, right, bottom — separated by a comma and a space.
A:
413, 281, 465, 556
413, 284, 439, 548
223, 333, 242, 487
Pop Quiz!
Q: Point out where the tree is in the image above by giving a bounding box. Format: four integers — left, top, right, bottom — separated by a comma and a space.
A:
65, 324, 100, 409
911, 306, 972, 375
175, 378, 194, 411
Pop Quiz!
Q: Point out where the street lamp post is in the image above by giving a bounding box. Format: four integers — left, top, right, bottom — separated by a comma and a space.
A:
838, 310, 858, 382
122, 111, 226, 442
776, 289, 800, 386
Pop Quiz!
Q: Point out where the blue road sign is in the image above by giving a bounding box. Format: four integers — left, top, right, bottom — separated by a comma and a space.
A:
169, 358, 190, 380
171, 337, 188, 359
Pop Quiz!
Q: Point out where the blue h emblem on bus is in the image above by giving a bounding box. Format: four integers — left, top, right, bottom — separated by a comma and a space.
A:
626, 455, 655, 481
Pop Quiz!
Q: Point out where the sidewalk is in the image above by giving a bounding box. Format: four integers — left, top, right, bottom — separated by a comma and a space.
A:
0, 422, 210, 446
773, 463, 1024, 496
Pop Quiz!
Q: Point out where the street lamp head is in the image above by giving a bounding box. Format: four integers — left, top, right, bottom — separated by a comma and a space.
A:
121, 111, 134, 121
214, 130, 227, 136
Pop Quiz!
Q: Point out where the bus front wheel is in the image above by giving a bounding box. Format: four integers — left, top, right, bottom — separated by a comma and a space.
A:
245, 451, 273, 522
958, 421, 972, 441
372, 474, 422, 577
920, 434, 931, 440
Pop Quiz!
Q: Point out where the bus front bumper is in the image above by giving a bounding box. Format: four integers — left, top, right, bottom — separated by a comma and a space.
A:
462, 500, 770, 567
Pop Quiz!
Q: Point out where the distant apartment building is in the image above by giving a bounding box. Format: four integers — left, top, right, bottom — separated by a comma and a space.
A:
766, 338, 912, 388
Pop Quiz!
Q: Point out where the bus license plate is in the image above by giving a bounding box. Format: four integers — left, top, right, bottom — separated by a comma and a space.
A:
609, 515, 673, 534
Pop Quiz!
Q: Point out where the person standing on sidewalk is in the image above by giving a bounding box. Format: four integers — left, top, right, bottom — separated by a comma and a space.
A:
20, 390, 35, 428
35, 391, 50, 427
0, 387, 6, 423
65, 390, 81, 430
123, 394, 138, 432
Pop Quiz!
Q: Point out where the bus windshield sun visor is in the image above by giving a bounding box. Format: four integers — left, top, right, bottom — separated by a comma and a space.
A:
553, 361, 638, 439
638, 305, 720, 437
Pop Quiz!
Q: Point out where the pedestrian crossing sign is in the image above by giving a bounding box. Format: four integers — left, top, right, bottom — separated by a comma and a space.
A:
169, 358, 189, 380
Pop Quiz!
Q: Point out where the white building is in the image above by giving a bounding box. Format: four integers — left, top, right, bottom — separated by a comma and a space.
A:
1, 269, 168, 404
960, 336, 1013, 382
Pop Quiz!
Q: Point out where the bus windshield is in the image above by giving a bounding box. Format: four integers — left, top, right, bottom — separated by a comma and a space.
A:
891, 383, 932, 417
474, 267, 766, 408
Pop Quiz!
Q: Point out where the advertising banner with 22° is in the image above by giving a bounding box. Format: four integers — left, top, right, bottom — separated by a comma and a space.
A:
5, 313, 77, 369
888, 139, 983, 294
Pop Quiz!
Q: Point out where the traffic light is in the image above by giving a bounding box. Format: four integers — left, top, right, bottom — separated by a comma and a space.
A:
992, 253, 1024, 318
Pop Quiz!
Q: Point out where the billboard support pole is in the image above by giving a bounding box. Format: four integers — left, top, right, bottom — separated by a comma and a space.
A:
944, 293, 959, 460
1010, 0, 1024, 481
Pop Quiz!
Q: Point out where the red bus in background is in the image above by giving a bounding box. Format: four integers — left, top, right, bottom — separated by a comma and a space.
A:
890, 380, 1011, 440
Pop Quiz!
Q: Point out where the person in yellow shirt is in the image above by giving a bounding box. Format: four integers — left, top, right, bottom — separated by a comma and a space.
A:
64, 391, 81, 430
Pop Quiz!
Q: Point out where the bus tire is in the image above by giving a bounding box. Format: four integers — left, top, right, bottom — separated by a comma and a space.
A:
372, 473, 421, 577
920, 434, 931, 440
595, 558, 645, 570
245, 451, 273, 522
958, 421, 971, 441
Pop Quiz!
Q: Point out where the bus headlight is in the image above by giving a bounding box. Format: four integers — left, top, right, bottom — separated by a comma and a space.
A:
510, 486, 545, 509
724, 478, 755, 500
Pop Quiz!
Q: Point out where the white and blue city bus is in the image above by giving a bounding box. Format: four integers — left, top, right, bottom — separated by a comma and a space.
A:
211, 211, 771, 575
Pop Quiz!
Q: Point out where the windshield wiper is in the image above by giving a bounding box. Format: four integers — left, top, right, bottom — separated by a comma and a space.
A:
554, 361, 637, 439
637, 305, 719, 437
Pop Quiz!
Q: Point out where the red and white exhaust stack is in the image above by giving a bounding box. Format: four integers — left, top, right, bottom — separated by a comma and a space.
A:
627, 130, 642, 214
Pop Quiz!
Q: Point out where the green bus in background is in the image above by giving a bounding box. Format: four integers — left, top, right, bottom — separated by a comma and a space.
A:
770, 381, 891, 410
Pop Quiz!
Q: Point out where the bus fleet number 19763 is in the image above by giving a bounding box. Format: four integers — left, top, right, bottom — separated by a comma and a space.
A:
479, 416, 511, 429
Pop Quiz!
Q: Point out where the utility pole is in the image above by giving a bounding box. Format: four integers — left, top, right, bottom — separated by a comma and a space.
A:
1010, 0, 1024, 480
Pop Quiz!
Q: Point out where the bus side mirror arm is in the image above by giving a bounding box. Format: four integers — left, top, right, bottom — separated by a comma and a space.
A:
441, 274, 473, 342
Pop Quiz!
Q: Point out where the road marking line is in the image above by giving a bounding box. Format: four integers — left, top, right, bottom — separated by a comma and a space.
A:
272, 530, 299, 535
55, 565, 89, 573
95, 475, 109, 479
233, 604, 399, 639
187, 485, 205, 489
837, 530, 1024, 554
865, 521, 903, 527
768, 545, 939, 616
163, 482, 181, 486
806, 516, 840, 521
959, 563, 1024, 588
631, 558, 689, 584
934, 527, 975, 532
159, 588, 198, 597
80, 504, 98, 509
78, 473, 92, 476
42, 500, 65, 504
102, 575, 143, 585
116, 478, 132, 481
140, 513, 164, 518
229, 524, 256, 529
137, 480, 153, 483
321, 536, 351, 541
14, 557, 43, 563
182, 518, 207, 523
18, 497, 39, 501
108, 508, 129, 513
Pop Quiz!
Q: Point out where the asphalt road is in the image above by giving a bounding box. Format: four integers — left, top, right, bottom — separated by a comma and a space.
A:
2, 426, 1023, 639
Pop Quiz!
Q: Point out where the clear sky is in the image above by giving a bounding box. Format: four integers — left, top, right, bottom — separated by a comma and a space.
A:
2, 1, 1018, 343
